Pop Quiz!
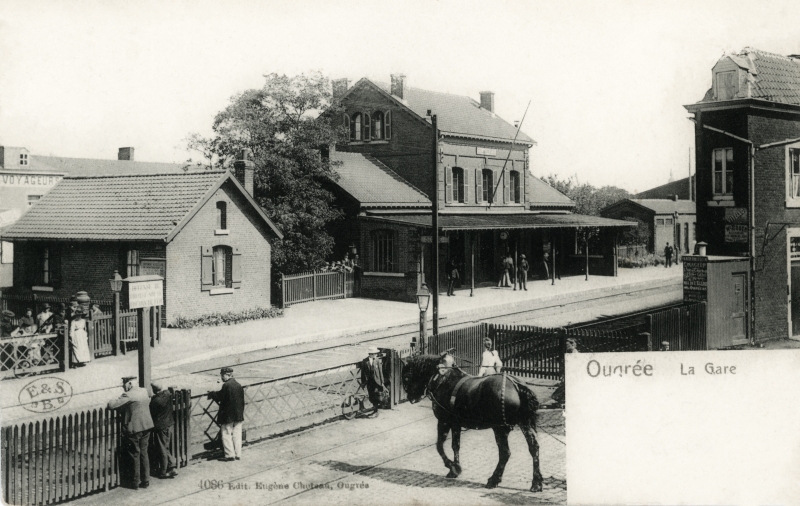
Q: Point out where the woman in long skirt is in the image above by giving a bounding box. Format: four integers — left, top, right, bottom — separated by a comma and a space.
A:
70, 309, 92, 367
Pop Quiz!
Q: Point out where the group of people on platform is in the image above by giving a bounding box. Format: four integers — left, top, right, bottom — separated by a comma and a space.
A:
319, 252, 360, 274
107, 366, 245, 491
444, 250, 558, 296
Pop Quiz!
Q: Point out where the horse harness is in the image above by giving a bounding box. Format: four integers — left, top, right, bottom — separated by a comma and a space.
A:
427, 369, 515, 428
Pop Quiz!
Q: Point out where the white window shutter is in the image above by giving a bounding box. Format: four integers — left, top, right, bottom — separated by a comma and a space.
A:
231, 247, 242, 289
445, 167, 452, 203
385, 111, 391, 139
475, 168, 482, 203
201, 246, 213, 291
503, 170, 510, 203
463, 169, 470, 203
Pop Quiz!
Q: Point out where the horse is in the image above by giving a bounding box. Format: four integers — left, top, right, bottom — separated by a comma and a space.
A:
401, 353, 543, 492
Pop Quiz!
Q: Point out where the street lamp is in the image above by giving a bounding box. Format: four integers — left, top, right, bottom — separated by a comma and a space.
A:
109, 270, 123, 356
109, 270, 123, 294
416, 283, 431, 353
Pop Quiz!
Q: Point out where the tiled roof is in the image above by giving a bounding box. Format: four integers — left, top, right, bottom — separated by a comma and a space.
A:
528, 176, 575, 208
3, 172, 226, 241
700, 48, 800, 105
635, 176, 694, 200
30, 155, 192, 177
604, 199, 696, 216
363, 213, 635, 230
368, 81, 534, 144
331, 151, 430, 207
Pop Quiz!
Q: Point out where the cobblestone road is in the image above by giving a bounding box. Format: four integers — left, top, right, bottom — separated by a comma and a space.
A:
71, 401, 565, 506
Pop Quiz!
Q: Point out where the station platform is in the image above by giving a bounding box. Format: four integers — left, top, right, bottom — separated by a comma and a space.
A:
0, 266, 682, 423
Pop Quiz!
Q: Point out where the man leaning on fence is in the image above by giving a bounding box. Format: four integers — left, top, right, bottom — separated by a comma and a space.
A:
360, 347, 388, 418
108, 376, 154, 490
208, 367, 245, 462
149, 383, 178, 479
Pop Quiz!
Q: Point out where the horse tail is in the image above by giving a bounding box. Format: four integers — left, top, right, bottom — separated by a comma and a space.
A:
515, 382, 539, 431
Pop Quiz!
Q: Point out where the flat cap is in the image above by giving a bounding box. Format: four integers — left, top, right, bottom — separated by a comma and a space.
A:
121, 376, 136, 384
220, 367, 233, 374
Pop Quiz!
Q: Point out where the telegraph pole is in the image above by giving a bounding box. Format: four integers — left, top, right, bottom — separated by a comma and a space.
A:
431, 113, 440, 336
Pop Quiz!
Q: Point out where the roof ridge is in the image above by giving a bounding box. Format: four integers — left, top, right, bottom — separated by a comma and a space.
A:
372, 79, 479, 103
63, 171, 224, 180
742, 47, 800, 63
35, 154, 185, 165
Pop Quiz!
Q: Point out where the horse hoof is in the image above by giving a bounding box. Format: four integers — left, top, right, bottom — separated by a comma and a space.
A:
530, 484, 543, 493
446, 471, 457, 479
453, 463, 462, 476
485, 478, 500, 489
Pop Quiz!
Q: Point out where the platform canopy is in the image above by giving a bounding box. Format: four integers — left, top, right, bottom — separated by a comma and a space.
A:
361, 213, 635, 230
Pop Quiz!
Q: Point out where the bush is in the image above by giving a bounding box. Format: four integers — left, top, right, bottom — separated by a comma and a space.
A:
618, 253, 665, 268
171, 307, 284, 329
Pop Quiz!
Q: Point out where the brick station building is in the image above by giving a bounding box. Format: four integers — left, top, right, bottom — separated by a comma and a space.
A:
601, 198, 696, 256
2, 164, 282, 325
326, 75, 633, 301
685, 47, 800, 341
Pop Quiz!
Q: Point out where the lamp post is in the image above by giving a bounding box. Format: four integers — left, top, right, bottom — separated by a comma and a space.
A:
109, 270, 123, 356
416, 283, 431, 353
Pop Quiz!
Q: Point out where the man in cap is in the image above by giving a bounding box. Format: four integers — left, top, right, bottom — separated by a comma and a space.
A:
149, 383, 178, 478
37, 303, 53, 333
19, 308, 37, 335
1, 310, 17, 338
108, 376, 154, 489
360, 347, 388, 418
660, 341, 670, 352
208, 367, 244, 461
517, 254, 529, 291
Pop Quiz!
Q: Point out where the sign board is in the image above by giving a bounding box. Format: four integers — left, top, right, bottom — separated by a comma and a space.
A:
126, 275, 164, 309
420, 236, 449, 244
724, 223, 748, 243
0, 173, 63, 187
724, 207, 748, 224
476, 147, 497, 156
140, 259, 166, 278
683, 256, 707, 302
791, 237, 800, 261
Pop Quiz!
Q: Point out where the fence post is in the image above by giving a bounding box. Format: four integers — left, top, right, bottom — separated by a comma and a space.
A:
113, 291, 121, 356
280, 273, 285, 309
558, 327, 567, 377
640, 332, 652, 351
312, 271, 317, 302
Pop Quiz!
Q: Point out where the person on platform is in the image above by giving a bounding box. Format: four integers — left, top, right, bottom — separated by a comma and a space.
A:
91, 304, 103, 318
660, 341, 670, 351
208, 367, 245, 462
477, 337, 503, 376
18, 308, 37, 335
518, 254, 529, 291
540, 252, 551, 281
43, 304, 67, 335
37, 303, 53, 333
360, 347, 388, 418
446, 256, 459, 296
1, 310, 18, 338
149, 383, 178, 479
69, 308, 92, 367
664, 242, 674, 268
69, 296, 79, 317
108, 376, 154, 490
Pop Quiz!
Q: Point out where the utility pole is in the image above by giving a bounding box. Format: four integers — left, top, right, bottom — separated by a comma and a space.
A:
431, 113, 440, 336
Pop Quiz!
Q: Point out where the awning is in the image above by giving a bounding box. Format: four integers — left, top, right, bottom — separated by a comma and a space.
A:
361, 213, 636, 230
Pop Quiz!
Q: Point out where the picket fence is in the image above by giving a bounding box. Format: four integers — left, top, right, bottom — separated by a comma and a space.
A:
280, 270, 354, 307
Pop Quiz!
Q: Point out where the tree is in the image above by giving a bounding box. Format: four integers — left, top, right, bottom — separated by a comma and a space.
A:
187, 72, 348, 273
542, 174, 631, 216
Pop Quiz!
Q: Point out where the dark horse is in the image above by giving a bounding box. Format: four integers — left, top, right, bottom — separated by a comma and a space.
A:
402, 353, 543, 492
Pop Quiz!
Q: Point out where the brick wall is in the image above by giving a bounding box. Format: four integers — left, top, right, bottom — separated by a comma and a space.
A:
166, 182, 274, 324
360, 273, 418, 302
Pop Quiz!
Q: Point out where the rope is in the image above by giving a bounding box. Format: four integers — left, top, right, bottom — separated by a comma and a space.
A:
501, 372, 507, 427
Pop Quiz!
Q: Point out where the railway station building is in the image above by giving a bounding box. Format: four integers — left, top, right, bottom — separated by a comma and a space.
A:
325, 75, 633, 301
601, 198, 696, 256
686, 47, 800, 341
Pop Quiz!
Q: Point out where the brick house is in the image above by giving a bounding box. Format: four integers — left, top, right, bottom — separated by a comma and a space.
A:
326, 75, 632, 301
600, 198, 696, 255
685, 47, 800, 341
2, 166, 282, 325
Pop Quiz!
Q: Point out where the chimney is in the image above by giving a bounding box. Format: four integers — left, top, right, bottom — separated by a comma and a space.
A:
673, 194, 679, 201
118, 147, 134, 161
390, 74, 407, 100
332, 78, 350, 100
479, 91, 494, 112
233, 148, 255, 196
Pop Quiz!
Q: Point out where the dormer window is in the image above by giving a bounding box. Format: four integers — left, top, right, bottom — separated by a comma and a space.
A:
716, 71, 737, 100
19, 153, 28, 166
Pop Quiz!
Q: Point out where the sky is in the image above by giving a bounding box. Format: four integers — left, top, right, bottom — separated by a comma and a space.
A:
2, 0, 800, 193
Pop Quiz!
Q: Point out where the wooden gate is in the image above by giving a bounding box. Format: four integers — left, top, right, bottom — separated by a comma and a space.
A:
647, 302, 707, 351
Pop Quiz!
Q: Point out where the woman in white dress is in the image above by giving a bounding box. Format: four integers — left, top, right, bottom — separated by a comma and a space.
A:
69, 308, 92, 367
477, 337, 502, 376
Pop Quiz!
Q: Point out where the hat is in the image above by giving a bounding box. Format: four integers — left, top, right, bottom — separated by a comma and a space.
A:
220, 367, 233, 375
2, 309, 14, 318
122, 376, 136, 384
661, 341, 670, 346
57, 303, 67, 310
25, 307, 32, 313
520, 254, 526, 259
151, 382, 163, 393
42, 303, 51, 309
367, 346, 380, 355
70, 295, 78, 302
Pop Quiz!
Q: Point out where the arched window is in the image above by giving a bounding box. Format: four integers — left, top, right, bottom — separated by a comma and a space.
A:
372, 111, 384, 140
351, 113, 362, 141
343, 113, 350, 135
372, 230, 395, 272
509, 171, 521, 203
212, 245, 233, 288
384, 111, 392, 139
482, 169, 494, 204
363, 112, 371, 141
216, 201, 227, 230
452, 167, 465, 203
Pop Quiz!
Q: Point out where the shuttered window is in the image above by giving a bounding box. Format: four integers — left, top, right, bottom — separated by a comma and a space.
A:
202, 245, 242, 291
351, 113, 362, 141
384, 111, 391, 139
482, 169, 493, 204
510, 171, 521, 203
372, 111, 384, 140
452, 168, 465, 203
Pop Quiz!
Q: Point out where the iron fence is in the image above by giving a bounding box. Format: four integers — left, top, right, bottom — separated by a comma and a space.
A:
280, 270, 354, 307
